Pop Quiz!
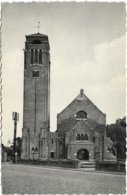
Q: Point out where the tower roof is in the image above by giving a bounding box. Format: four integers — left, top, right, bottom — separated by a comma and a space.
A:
26, 32, 48, 37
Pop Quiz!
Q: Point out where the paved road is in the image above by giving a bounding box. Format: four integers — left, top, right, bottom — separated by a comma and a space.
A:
2, 163, 126, 194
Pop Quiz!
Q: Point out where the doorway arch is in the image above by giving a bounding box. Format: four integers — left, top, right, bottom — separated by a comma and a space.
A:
77, 148, 89, 160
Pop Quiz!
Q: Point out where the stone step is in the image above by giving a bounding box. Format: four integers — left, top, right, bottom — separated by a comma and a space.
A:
78, 167, 95, 171
79, 161, 95, 169
80, 161, 95, 165
81, 164, 95, 168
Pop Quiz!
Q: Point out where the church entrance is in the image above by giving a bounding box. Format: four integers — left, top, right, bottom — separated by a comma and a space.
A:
50, 152, 55, 159
77, 149, 89, 160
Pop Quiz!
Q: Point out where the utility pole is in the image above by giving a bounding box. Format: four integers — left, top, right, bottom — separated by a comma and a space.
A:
34, 77, 37, 133
12, 112, 19, 163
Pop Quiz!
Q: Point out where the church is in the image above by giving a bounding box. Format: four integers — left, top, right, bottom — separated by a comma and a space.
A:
21, 32, 115, 162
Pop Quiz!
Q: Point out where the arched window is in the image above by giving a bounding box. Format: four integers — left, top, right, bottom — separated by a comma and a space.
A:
80, 134, 85, 140
76, 111, 87, 120
76, 134, 80, 140
35, 147, 38, 152
32, 39, 41, 44
31, 147, 34, 151
39, 49, 42, 64
31, 147, 38, 152
84, 134, 88, 141
31, 49, 33, 64
35, 49, 38, 63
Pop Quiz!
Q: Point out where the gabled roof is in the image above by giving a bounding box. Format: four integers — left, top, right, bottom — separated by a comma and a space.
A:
57, 89, 106, 116
26, 32, 48, 37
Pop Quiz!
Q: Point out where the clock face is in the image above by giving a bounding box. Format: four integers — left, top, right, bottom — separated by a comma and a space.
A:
32, 70, 39, 78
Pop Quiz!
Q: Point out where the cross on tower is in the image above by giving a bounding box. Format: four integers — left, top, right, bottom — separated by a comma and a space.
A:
37, 21, 40, 33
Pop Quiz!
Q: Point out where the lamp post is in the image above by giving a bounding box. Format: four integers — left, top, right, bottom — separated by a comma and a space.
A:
12, 112, 19, 163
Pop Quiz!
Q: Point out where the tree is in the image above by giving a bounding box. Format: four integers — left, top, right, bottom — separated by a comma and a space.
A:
106, 117, 126, 161
2, 144, 13, 161
2, 137, 22, 161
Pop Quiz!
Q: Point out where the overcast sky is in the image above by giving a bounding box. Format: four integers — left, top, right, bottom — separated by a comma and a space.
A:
2, 2, 126, 145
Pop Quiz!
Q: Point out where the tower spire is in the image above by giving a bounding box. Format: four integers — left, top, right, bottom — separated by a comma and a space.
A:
37, 21, 40, 33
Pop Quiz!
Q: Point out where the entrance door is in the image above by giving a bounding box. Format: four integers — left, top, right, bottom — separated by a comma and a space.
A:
77, 149, 89, 160
50, 152, 55, 159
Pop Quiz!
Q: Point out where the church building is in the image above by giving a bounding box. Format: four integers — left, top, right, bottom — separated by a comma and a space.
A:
21, 32, 115, 162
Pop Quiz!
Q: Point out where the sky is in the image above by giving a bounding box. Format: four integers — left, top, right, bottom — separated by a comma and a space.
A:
2, 2, 126, 145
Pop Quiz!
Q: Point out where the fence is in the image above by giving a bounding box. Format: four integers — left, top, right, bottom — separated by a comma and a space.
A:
17, 159, 79, 168
96, 161, 125, 172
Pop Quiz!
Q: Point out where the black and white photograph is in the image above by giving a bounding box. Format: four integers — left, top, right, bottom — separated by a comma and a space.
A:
1, 1, 126, 194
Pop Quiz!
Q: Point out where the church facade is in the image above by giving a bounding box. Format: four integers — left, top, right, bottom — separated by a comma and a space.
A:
21, 32, 115, 162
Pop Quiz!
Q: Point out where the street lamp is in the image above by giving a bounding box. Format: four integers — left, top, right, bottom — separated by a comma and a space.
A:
12, 112, 19, 163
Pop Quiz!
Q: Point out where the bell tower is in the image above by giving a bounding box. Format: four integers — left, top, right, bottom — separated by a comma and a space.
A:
21, 32, 50, 159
